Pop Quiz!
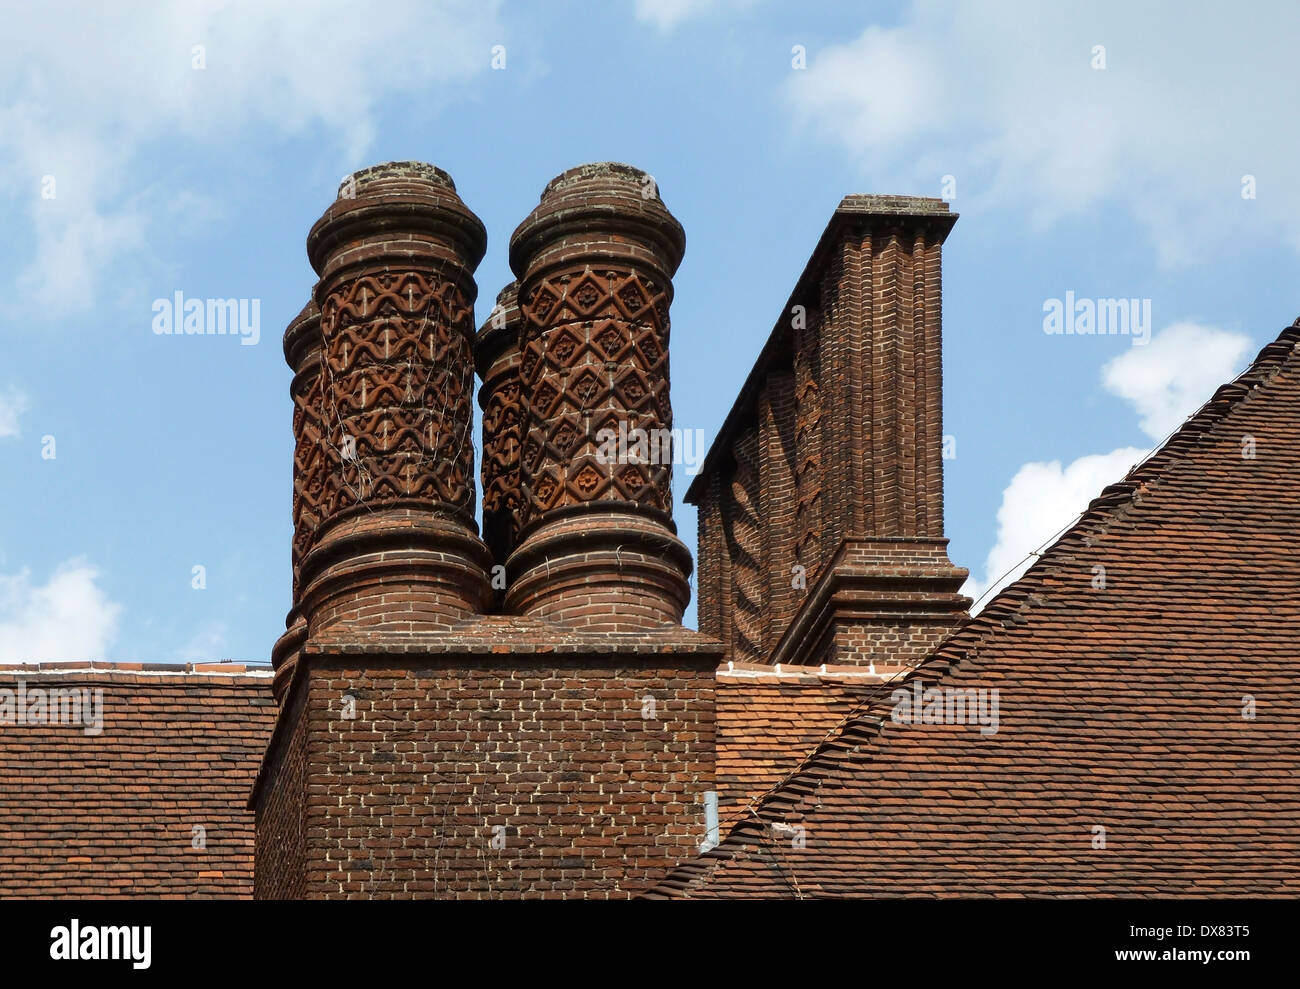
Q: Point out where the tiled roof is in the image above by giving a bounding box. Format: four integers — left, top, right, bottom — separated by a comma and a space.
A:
715, 662, 909, 825
0, 663, 275, 898
653, 319, 1300, 898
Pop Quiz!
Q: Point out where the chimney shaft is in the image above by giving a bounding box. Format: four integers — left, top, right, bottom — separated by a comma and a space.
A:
689, 195, 968, 667
505, 163, 693, 629
475, 281, 523, 595
270, 297, 322, 701
293, 161, 491, 638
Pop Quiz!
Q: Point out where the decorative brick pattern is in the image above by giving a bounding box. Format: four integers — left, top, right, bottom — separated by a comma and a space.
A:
276, 299, 322, 702
286, 298, 323, 598
515, 264, 673, 521
504, 163, 693, 629
318, 269, 476, 517
475, 281, 523, 575
294, 162, 492, 638
793, 306, 825, 576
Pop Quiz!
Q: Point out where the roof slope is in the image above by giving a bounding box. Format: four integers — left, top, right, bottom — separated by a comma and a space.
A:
715, 663, 909, 825
0, 663, 275, 898
653, 319, 1300, 898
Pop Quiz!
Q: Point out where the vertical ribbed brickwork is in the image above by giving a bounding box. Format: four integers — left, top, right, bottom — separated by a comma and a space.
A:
759, 371, 797, 649
793, 306, 826, 580
723, 427, 763, 661
505, 163, 693, 629
475, 281, 523, 594
687, 196, 968, 667
923, 230, 947, 536
296, 161, 491, 636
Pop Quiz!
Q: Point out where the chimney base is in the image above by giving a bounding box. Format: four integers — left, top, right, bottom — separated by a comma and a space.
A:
505, 510, 692, 629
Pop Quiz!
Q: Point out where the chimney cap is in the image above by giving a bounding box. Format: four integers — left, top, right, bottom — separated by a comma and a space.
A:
307, 160, 486, 278
509, 160, 685, 280
539, 161, 658, 201
474, 281, 520, 374
339, 160, 455, 197
836, 194, 954, 218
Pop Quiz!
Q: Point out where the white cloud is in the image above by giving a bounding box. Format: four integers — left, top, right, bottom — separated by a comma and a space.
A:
964, 322, 1252, 608
631, 0, 758, 33
785, 26, 946, 147
784, 1, 1300, 266
1102, 322, 1252, 441
0, 386, 28, 438
962, 447, 1147, 607
0, 0, 504, 318
633, 0, 710, 32
177, 621, 230, 664
0, 559, 122, 662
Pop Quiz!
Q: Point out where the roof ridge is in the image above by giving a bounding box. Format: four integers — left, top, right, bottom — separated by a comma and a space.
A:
0, 660, 272, 676
951, 318, 1300, 656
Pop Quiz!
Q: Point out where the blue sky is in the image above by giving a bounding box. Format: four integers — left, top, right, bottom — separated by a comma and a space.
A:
1, 0, 1296, 663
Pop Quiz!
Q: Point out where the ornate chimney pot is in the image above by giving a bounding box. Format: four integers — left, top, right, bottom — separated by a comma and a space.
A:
292, 161, 491, 640
506, 162, 692, 628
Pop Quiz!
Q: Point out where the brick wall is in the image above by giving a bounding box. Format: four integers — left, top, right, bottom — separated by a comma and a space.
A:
253, 646, 717, 898
252, 674, 307, 900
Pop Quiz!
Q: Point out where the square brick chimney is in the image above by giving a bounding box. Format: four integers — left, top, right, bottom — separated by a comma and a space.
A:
688, 195, 970, 668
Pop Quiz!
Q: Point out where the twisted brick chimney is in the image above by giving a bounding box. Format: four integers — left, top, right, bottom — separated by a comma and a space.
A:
690, 195, 969, 668
504, 163, 693, 629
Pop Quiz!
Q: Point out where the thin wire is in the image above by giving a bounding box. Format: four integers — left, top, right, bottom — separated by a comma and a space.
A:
966, 387, 1231, 613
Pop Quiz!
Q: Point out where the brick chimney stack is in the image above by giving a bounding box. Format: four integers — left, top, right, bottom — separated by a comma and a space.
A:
505, 163, 693, 629
690, 195, 969, 667
474, 281, 522, 594
294, 161, 491, 641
